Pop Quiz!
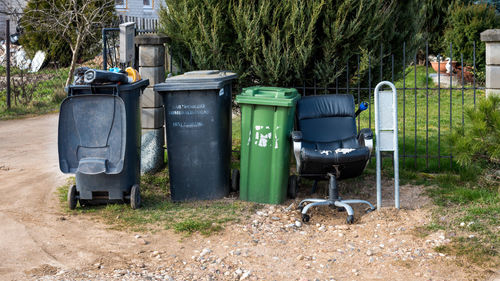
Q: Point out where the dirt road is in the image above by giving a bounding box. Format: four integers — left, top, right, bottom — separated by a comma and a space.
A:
0, 114, 145, 280
0, 114, 498, 281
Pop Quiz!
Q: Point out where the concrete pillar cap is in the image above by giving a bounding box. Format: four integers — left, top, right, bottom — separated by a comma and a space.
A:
481, 29, 500, 42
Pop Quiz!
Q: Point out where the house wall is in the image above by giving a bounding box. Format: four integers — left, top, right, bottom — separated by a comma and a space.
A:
0, 0, 26, 40
115, 0, 165, 22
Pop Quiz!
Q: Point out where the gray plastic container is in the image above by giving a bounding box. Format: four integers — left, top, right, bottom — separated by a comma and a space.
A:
58, 79, 149, 208
154, 70, 237, 201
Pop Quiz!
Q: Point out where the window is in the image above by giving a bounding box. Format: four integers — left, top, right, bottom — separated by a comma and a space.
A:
143, 0, 152, 9
115, 0, 126, 9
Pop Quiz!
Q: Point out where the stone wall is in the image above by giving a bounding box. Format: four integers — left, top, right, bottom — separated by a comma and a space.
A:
135, 34, 168, 174
481, 29, 500, 97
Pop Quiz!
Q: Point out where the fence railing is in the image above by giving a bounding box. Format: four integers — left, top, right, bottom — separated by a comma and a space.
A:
164, 41, 485, 172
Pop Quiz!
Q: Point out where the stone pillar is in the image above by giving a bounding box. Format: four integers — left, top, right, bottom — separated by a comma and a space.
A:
135, 34, 168, 174
481, 29, 500, 97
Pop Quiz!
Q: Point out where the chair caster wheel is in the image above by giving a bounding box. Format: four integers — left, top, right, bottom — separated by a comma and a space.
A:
337, 207, 345, 212
346, 215, 354, 224
302, 214, 310, 223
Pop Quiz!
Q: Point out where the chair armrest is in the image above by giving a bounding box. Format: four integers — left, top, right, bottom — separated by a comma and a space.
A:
291, 131, 303, 142
358, 128, 373, 155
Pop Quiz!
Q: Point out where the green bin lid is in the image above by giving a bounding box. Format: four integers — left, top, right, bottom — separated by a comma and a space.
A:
236, 86, 300, 107
154, 70, 237, 92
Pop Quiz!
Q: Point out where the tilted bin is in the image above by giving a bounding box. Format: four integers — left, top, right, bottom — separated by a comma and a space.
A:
154, 70, 237, 201
58, 79, 149, 209
236, 86, 300, 204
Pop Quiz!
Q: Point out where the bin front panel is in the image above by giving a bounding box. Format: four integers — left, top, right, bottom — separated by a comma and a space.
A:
163, 85, 232, 201
239, 104, 296, 204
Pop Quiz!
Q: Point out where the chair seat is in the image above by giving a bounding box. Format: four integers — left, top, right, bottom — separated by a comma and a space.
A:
300, 146, 370, 165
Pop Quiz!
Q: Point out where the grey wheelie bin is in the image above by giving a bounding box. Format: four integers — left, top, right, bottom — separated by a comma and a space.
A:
154, 70, 237, 201
58, 79, 149, 209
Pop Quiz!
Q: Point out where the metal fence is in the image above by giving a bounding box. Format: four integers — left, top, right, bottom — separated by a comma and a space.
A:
1, 19, 67, 112
164, 41, 484, 171
289, 42, 484, 171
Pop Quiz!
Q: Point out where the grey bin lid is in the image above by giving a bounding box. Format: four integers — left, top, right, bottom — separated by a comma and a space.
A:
154, 70, 237, 92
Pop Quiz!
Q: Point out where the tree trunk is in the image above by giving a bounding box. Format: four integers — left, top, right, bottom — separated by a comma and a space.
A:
65, 34, 83, 87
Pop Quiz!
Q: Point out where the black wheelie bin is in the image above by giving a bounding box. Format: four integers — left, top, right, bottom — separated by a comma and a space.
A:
154, 70, 237, 201
58, 77, 149, 209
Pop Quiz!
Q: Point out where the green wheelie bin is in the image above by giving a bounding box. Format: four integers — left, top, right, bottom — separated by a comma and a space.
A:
236, 86, 300, 204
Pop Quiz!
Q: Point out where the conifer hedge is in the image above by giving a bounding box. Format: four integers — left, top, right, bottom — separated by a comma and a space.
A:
159, 0, 421, 88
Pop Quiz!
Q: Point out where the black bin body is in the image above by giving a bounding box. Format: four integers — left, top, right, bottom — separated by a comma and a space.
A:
155, 70, 237, 201
58, 80, 149, 204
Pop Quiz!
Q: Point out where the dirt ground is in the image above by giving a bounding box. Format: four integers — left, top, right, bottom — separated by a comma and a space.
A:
0, 114, 499, 281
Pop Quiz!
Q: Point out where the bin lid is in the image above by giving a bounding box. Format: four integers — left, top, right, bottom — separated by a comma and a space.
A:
236, 86, 300, 107
154, 70, 237, 91
58, 95, 126, 175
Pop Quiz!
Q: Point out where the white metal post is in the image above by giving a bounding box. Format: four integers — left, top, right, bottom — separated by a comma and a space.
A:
374, 81, 399, 210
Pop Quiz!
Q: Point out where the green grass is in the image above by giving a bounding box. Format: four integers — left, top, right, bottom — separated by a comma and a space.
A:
57, 168, 260, 235
0, 66, 68, 120
57, 117, 260, 236
357, 65, 485, 172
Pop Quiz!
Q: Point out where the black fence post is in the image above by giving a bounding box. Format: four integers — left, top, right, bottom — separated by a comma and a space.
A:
6, 19, 11, 109
102, 28, 107, 70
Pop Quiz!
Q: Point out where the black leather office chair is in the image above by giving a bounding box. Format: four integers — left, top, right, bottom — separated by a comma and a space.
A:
290, 94, 375, 224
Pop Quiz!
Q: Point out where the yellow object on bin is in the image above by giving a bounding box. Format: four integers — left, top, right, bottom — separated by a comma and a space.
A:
125, 67, 141, 83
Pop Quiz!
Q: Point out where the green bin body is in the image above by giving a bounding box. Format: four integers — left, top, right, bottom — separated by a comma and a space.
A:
236, 86, 300, 204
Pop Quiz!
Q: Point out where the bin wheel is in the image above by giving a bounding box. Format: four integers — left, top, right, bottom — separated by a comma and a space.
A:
79, 199, 88, 207
231, 169, 240, 192
288, 175, 298, 199
346, 215, 354, 224
130, 184, 141, 209
68, 185, 77, 210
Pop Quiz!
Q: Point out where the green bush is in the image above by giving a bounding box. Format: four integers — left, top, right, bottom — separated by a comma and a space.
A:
19, 0, 114, 66
449, 96, 500, 168
159, 0, 422, 88
443, 3, 499, 71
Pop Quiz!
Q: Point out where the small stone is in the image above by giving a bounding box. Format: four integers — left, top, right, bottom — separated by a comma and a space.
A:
338, 233, 344, 237
336, 225, 349, 230
235, 269, 243, 276
366, 250, 373, 256
137, 238, 148, 245
234, 250, 241, 256
271, 216, 280, 221
240, 271, 251, 280
460, 222, 465, 227
295, 221, 302, 227
318, 226, 326, 231
135, 234, 141, 239
200, 248, 212, 257
352, 269, 358, 273
297, 255, 304, 260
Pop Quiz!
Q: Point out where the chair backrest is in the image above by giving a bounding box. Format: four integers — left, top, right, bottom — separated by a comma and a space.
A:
297, 94, 358, 149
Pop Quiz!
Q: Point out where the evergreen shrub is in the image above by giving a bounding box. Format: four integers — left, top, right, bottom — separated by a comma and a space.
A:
159, 0, 422, 88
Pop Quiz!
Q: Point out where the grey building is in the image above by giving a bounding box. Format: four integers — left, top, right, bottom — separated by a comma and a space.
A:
115, 0, 165, 29
0, 0, 25, 40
